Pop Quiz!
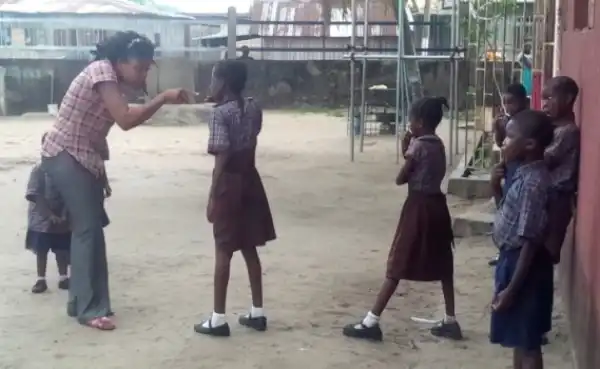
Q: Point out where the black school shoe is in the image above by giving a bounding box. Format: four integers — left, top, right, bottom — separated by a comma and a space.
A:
58, 278, 69, 290
238, 315, 268, 331
342, 322, 383, 342
194, 321, 231, 337
31, 280, 48, 294
430, 320, 464, 340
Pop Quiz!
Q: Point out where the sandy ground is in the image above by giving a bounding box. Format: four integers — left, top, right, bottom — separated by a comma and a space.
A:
0, 112, 573, 369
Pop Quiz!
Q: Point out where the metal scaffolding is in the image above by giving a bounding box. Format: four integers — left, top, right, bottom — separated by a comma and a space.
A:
345, 0, 464, 165
344, 0, 537, 174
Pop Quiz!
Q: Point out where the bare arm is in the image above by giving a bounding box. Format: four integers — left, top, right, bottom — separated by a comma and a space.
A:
396, 157, 416, 186
209, 154, 228, 198
97, 82, 166, 131
493, 116, 507, 148
502, 240, 536, 294
27, 195, 58, 219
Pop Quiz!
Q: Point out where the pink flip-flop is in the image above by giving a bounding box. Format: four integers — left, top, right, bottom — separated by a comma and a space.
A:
84, 316, 116, 331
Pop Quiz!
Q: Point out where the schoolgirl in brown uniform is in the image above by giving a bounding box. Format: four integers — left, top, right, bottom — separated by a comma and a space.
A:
194, 60, 276, 337
343, 97, 461, 341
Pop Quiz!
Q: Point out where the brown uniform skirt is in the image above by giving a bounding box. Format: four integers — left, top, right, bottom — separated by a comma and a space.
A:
208, 157, 276, 253
545, 191, 574, 264
386, 191, 454, 282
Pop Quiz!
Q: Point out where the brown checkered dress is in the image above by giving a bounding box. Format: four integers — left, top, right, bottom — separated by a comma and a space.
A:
42, 60, 117, 176
386, 135, 454, 282
207, 98, 276, 252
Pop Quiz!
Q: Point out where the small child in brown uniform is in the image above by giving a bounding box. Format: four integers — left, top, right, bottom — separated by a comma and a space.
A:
343, 97, 461, 341
541, 76, 580, 263
26, 135, 70, 293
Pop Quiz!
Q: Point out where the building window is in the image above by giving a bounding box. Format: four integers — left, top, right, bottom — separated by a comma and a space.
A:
574, 0, 594, 29
24, 28, 47, 46
0, 27, 12, 46
53, 29, 69, 46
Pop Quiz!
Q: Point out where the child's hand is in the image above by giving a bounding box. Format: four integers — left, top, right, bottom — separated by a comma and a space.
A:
491, 288, 515, 312
104, 183, 112, 198
490, 163, 505, 187
49, 214, 64, 224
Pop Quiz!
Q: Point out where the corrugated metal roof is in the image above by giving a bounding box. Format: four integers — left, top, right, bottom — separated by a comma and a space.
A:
0, 0, 191, 18
250, 0, 398, 37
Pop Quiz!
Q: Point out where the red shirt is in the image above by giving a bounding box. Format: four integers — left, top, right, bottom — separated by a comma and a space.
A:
42, 60, 117, 177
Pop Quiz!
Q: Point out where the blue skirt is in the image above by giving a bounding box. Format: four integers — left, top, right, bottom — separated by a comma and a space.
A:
490, 247, 554, 350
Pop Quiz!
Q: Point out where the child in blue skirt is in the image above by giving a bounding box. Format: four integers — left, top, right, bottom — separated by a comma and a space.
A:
26, 135, 70, 294
490, 110, 555, 369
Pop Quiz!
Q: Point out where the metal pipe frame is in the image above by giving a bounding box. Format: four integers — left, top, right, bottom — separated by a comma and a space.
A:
346, 0, 464, 163
346, 54, 465, 61
359, 0, 369, 153
236, 20, 449, 26
349, 0, 357, 162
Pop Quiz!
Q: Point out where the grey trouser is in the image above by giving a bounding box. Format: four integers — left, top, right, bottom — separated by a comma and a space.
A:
41, 151, 111, 322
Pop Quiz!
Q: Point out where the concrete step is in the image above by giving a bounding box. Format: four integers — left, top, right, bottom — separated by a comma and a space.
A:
447, 170, 493, 199
452, 210, 495, 238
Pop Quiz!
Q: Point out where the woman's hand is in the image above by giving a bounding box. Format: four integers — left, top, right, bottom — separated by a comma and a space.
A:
160, 89, 194, 104
206, 197, 215, 224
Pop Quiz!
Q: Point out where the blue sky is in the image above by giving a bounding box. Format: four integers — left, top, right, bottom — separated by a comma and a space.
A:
156, 0, 254, 13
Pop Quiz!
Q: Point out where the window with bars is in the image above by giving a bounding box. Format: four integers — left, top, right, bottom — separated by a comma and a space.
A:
24, 28, 48, 46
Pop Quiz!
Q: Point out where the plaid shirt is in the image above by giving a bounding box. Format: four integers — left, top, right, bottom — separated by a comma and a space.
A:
405, 135, 446, 194
208, 98, 262, 155
41, 60, 118, 177
26, 163, 69, 233
493, 161, 550, 250
545, 121, 580, 192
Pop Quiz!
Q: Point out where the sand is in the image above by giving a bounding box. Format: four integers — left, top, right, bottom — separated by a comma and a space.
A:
0, 112, 572, 369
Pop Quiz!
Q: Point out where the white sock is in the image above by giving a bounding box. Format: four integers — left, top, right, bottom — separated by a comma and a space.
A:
202, 312, 226, 328
250, 306, 264, 318
37, 276, 46, 281
59, 275, 68, 281
355, 311, 380, 329
443, 314, 456, 324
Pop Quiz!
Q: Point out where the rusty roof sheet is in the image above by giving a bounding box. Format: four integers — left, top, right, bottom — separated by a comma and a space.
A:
0, 0, 191, 18
250, 0, 399, 37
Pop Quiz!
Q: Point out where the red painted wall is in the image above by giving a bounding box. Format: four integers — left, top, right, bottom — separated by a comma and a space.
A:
558, 1, 600, 368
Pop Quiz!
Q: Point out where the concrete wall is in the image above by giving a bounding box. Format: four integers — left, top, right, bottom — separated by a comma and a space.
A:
558, 0, 600, 368
0, 58, 515, 115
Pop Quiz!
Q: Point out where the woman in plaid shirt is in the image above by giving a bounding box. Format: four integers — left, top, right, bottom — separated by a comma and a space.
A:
40, 31, 189, 331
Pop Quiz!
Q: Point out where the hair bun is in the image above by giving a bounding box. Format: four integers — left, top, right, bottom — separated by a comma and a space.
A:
435, 96, 449, 109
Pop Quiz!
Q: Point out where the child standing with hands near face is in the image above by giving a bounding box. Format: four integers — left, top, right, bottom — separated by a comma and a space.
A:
490, 110, 555, 369
26, 134, 70, 294
342, 97, 461, 341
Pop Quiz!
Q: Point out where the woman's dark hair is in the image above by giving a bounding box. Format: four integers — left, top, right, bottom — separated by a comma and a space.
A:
91, 31, 155, 63
409, 96, 449, 130
214, 60, 248, 113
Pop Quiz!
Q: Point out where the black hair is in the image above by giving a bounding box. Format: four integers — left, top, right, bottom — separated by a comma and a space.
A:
91, 31, 155, 63
214, 60, 248, 113
505, 83, 528, 101
549, 76, 579, 102
512, 109, 554, 149
409, 96, 449, 130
